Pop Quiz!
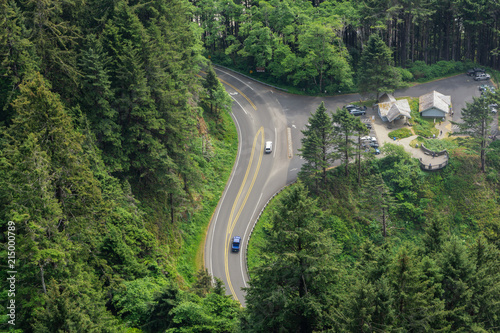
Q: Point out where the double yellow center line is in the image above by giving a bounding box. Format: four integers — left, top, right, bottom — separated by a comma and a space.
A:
224, 127, 265, 302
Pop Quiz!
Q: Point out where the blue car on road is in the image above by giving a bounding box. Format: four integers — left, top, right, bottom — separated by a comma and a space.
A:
232, 236, 241, 252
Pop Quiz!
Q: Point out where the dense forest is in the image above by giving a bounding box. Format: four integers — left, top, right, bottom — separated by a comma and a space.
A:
0, 0, 239, 331
195, 0, 500, 93
246, 102, 500, 332
1, 0, 500, 332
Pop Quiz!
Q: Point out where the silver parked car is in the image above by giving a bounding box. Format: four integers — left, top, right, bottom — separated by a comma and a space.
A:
474, 73, 491, 81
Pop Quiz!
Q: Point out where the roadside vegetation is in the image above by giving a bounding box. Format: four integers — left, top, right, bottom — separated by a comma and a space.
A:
247, 138, 500, 332
246, 99, 500, 331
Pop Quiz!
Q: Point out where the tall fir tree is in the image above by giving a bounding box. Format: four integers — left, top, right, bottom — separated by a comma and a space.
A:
358, 34, 402, 100
244, 181, 340, 332
451, 95, 494, 173
299, 102, 336, 189
332, 107, 358, 177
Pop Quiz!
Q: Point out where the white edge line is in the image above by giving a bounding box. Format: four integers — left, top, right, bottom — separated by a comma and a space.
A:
230, 95, 247, 115
209, 111, 243, 281
217, 68, 255, 91
241, 192, 263, 288
273, 127, 277, 158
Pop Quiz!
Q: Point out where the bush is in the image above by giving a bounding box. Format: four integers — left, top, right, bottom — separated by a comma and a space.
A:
388, 128, 413, 139
396, 67, 414, 81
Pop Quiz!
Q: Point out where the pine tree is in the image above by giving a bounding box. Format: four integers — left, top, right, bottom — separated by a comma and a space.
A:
78, 34, 122, 171
244, 181, 340, 332
390, 247, 448, 331
360, 174, 397, 238
451, 95, 494, 173
358, 34, 402, 100
299, 102, 336, 189
422, 216, 448, 254
438, 237, 475, 331
332, 107, 358, 177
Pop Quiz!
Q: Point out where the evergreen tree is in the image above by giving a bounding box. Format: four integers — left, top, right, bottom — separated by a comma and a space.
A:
422, 216, 448, 254
390, 247, 448, 331
299, 101, 336, 189
358, 34, 402, 100
468, 237, 500, 330
332, 107, 358, 177
78, 34, 122, 171
244, 181, 340, 332
360, 174, 397, 238
438, 237, 475, 331
451, 95, 494, 173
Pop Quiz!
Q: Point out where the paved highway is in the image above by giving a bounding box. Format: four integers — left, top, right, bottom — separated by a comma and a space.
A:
204, 68, 292, 305
204, 68, 495, 306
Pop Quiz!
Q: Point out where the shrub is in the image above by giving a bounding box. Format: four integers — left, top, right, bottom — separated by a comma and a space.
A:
396, 67, 414, 81
388, 128, 413, 139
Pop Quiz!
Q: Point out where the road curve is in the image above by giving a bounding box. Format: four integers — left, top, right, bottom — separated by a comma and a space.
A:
204, 68, 292, 305
204, 68, 488, 306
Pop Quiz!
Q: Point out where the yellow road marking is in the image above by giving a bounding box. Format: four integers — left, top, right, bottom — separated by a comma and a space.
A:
218, 78, 257, 110
229, 129, 264, 235
224, 127, 265, 301
199, 70, 257, 111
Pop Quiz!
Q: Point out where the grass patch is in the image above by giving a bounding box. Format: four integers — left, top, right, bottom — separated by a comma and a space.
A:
409, 137, 460, 152
176, 110, 238, 285
247, 188, 289, 276
405, 97, 440, 137
388, 128, 413, 139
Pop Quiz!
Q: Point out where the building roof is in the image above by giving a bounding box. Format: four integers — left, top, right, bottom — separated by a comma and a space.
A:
377, 96, 411, 122
419, 91, 451, 114
379, 93, 396, 104
386, 100, 411, 122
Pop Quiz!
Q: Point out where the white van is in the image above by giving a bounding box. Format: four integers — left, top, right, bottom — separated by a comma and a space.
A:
265, 141, 273, 154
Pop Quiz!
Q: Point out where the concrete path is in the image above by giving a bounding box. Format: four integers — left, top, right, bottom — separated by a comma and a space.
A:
367, 107, 449, 168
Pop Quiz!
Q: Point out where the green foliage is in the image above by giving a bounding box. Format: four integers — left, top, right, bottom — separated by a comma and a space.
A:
0, 0, 241, 331
388, 127, 413, 139
408, 60, 467, 82
299, 102, 336, 189
244, 181, 341, 332
451, 96, 494, 172
143, 279, 240, 333
357, 34, 402, 99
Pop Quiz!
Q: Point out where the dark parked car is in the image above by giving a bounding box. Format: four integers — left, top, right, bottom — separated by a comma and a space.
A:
467, 68, 485, 76
344, 104, 359, 111
365, 123, 372, 129
350, 109, 366, 116
231, 236, 241, 252
370, 141, 379, 148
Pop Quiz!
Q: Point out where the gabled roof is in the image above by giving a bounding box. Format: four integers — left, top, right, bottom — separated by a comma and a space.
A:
419, 91, 451, 113
386, 100, 411, 122
379, 93, 396, 104
378, 96, 411, 122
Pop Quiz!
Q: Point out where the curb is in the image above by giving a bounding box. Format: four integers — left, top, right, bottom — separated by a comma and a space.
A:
244, 181, 297, 281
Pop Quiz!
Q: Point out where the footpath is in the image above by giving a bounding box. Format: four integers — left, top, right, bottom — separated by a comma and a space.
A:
369, 110, 450, 169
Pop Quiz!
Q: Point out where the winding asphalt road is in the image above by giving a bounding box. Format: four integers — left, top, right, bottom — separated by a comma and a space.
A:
204, 68, 495, 306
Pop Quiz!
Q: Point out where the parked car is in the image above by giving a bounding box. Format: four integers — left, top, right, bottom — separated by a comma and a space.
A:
344, 104, 358, 111
370, 141, 379, 148
361, 136, 376, 142
479, 84, 488, 92
474, 73, 491, 81
489, 104, 498, 113
365, 123, 372, 129
350, 109, 366, 116
231, 236, 241, 252
372, 148, 381, 155
467, 68, 485, 76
